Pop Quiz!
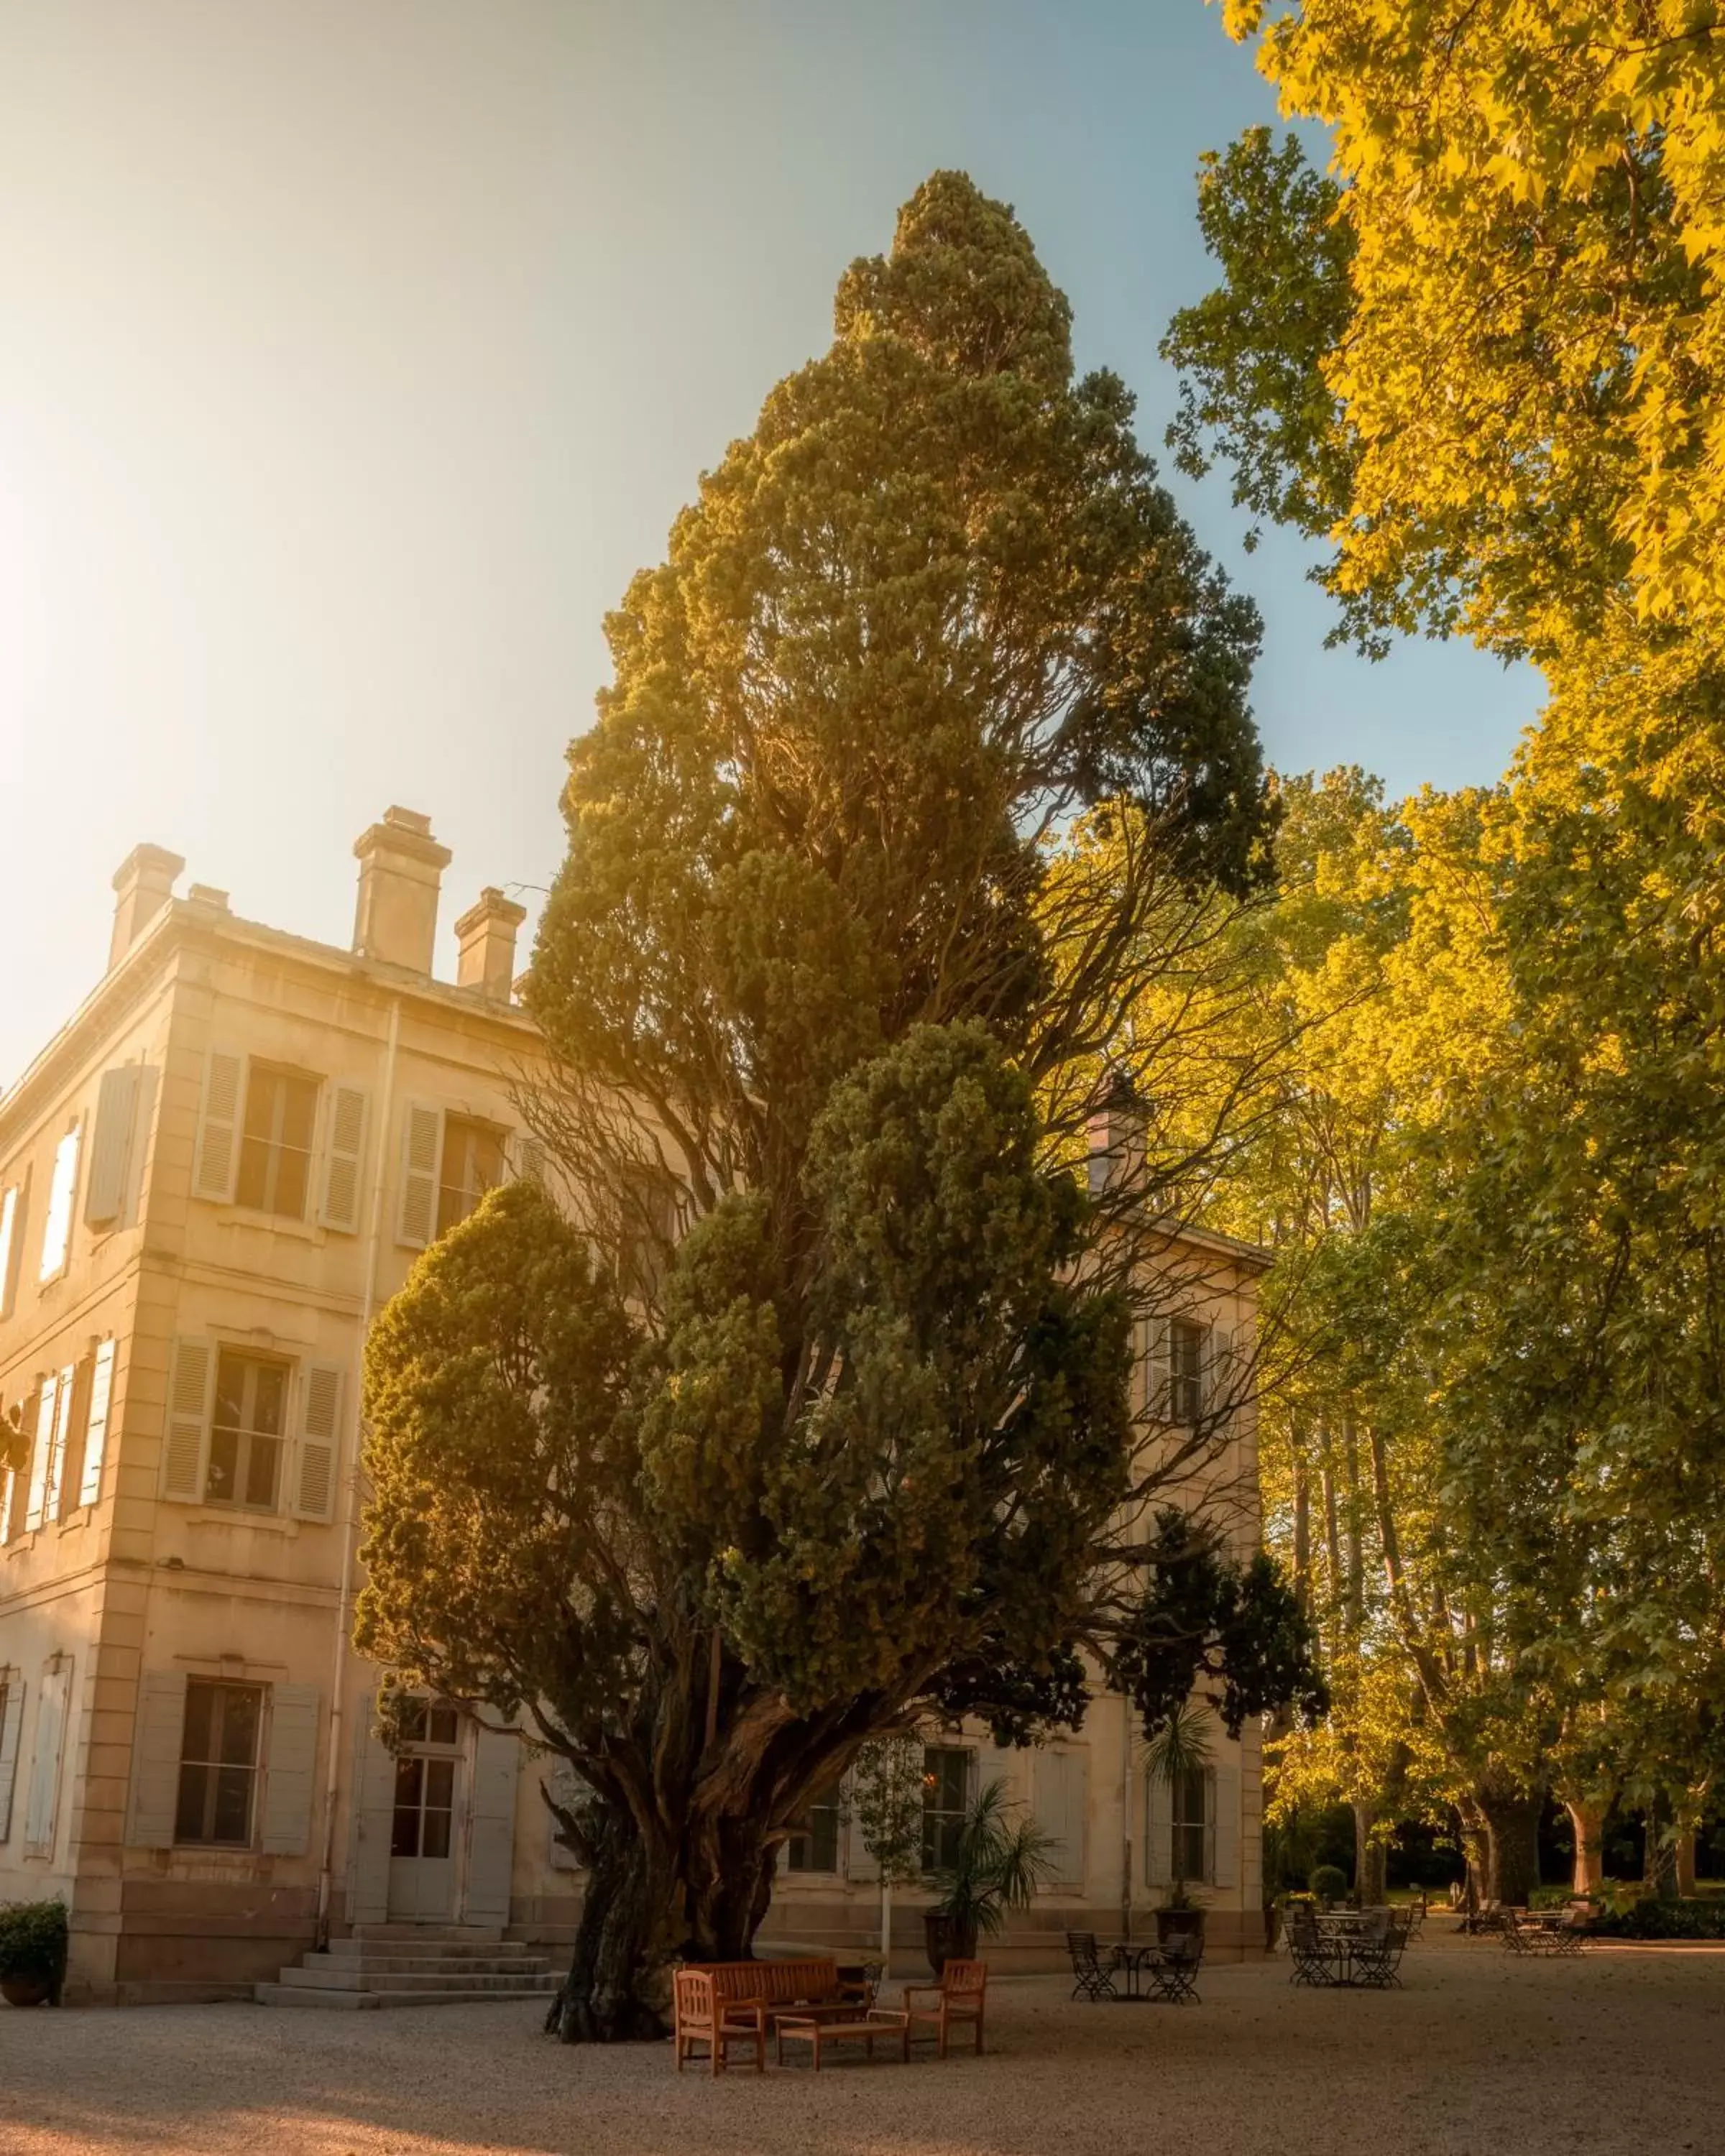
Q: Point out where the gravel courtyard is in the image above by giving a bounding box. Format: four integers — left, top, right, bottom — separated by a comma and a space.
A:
2, 1929, 1720, 2156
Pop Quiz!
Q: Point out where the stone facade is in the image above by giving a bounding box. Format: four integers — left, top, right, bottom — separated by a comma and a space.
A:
0, 812, 1269, 2002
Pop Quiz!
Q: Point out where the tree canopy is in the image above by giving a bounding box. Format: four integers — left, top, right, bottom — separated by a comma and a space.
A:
357, 171, 1317, 2041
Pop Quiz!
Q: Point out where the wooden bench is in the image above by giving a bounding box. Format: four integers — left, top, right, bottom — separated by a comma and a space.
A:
673, 1958, 850, 2073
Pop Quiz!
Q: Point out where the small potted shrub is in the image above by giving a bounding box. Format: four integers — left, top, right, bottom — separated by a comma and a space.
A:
0, 1899, 68, 2007
1308, 1864, 1348, 1912
923, 1778, 1057, 1975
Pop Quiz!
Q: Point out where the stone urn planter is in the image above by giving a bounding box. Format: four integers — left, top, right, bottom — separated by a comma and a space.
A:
922, 1911, 977, 1978
1154, 1904, 1207, 1946
1, 1973, 53, 2008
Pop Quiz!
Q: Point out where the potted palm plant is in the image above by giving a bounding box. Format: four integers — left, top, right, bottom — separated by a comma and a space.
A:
1146, 1700, 1213, 1945
924, 1777, 1057, 1975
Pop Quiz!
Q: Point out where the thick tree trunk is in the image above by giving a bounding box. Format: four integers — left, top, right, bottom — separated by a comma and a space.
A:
546, 1811, 678, 2044
1476, 1783, 1542, 1906
1353, 1802, 1386, 1904
1565, 1800, 1607, 1894
1455, 1795, 1489, 1909
1676, 1828, 1698, 1898
685, 1815, 778, 1961
1644, 1787, 1680, 1902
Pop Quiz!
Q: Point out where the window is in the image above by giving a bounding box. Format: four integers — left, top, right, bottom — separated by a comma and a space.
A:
175, 1680, 263, 1846
391, 1703, 461, 1859
785, 1778, 842, 1874
921, 1746, 972, 1874
1168, 1319, 1207, 1427
206, 1352, 288, 1511
1171, 1766, 1211, 1886
0, 1174, 25, 1317
38, 1125, 81, 1283
236, 1065, 319, 1220
437, 1116, 506, 1238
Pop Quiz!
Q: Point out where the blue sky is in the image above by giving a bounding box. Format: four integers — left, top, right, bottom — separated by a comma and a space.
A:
0, 0, 1542, 1087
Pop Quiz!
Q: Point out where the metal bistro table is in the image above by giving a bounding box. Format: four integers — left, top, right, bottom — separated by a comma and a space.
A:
1108, 1943, 1170, 2001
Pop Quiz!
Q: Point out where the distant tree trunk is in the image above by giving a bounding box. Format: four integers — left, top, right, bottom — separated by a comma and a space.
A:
1675, 1828, 1697, 1898
546, 1810, 678, 2044
1565, 1800, 1608, 1894
1476, 1782, 1542, 1906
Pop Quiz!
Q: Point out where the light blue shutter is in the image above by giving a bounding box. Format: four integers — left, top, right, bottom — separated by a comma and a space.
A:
0, 1674, 24, 1841
193, 1049, 245, 1204
1034, 1746, 1089, 1891
85, 1066, 142, 1225
261, 1685, 321, 1855
42, 1365, 75, 1521
292, 1364, 342, 1523
1211, 1763, 1240, 1889
318, 1087, 369, 1233
79, 1340, 116, 1508
24, 1373, 58, 1531
1146, 1771, 1173, 1887
395, 1103, 443, 1249
464, 1723, 520, 1926
24, 1655, 73, 1856
162, 1339, 215, 1503
127, 1671, 188, 1848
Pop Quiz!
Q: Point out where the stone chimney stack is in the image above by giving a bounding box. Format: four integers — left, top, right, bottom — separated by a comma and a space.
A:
454, 886, 527, 1003
1086, 1072, 1147, 1198
351, 807, 451, 976
109, 844, 185, 969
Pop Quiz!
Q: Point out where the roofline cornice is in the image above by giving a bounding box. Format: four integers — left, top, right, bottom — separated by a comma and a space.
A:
1, 901, 539, 1144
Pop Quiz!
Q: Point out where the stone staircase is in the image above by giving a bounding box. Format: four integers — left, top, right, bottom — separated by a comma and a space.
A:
256, 1925, 558, 2009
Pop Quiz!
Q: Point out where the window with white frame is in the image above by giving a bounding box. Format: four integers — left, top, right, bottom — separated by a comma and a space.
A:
37, 1124, 81, 1284
1167, 1318, 1207, 1427
921, 1745, 973, 1874
236, 1064, 320, 1220
175, 1680, 263, 1846
1168, 1765, 1213, 1886
436, 1116, 506, 1238
205, 1352, 289, 1511
785, 1777, 842, 1874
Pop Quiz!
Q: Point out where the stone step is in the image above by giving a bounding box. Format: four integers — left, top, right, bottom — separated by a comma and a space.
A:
324, 1943, 546, 1968
346, 1924, 505, 1945
289, 1958, 550, 1975
281, 1963, 552, 1991
255, 1982, 553, 2010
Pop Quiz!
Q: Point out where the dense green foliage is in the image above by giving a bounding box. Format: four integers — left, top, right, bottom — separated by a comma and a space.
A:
0, 1900, 68, 1994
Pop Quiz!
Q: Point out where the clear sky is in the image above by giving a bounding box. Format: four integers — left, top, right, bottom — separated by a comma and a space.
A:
0, 0, 1543, 1089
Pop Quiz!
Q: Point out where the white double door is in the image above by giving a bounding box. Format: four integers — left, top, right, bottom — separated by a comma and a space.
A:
351, 1693, 520, 1930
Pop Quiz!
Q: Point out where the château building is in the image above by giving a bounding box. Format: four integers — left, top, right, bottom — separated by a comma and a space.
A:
0, 811, 1268, 2003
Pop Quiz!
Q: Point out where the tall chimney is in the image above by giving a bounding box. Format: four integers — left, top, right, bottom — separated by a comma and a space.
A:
454, 887, 527, 1003
109, 844, 185, 969
1087, 1071, 1147, 1198
351, 807, 451, 976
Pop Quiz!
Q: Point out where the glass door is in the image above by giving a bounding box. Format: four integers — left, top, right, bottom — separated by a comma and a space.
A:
386, 1703, 464, 1921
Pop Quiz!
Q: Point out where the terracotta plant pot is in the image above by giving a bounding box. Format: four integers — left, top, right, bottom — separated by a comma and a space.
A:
923, 1911, 978, 1977
1, 1974, 52, 2008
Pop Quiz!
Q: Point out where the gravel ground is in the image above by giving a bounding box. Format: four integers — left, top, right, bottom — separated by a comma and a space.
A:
1, 1927, 1721, 2156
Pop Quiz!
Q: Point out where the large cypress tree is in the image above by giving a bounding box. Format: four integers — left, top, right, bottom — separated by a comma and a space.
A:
356, 173, 1316, 2042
